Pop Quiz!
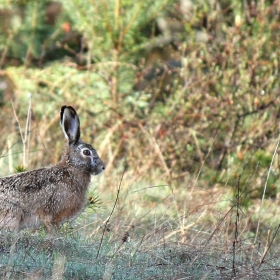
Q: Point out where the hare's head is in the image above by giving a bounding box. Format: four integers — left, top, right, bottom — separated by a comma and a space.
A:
60, 106, 105, 175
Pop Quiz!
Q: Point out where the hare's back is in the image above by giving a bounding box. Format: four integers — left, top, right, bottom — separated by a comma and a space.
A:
0, 166, 67, 193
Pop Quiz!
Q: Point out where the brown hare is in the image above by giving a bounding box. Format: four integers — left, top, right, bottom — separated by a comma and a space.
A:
0, 105, 105, 233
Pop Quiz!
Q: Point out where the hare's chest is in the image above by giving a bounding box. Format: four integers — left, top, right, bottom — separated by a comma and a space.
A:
53, 187, 88, 223
54, 204, 85, 225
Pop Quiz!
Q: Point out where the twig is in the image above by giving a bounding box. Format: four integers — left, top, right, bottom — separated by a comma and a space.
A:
129, 184, 171, 194
190, 205, 235, 265
11, 101, 24, 143
11, 98, 32, 167
96, 164, 127, 258
253, 138, 280, 247
258, 224, 280, 270
138, 123, 170, 179
217, 117, 239, 170
232, 175, 241, 278
25, 97, 32, 167
130, 234, 145, 266
191, 130, 218, 193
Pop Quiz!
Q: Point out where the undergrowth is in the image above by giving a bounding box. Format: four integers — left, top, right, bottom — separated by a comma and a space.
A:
1, 181, 280, 280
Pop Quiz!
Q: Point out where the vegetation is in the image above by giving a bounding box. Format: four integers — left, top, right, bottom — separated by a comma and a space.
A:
0, 0, 280, 279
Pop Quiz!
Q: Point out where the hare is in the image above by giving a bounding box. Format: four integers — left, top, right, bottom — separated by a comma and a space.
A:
0, 105, 105, 233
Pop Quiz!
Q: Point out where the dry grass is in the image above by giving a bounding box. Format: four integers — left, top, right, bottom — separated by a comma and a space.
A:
1, 178, 280, 279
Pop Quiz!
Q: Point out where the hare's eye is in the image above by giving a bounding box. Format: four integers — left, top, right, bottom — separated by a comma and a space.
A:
83, 149, 91, 156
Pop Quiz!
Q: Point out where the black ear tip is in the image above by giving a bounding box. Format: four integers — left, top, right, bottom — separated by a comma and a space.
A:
61, 105, 76, 113
60, 106, 77, 119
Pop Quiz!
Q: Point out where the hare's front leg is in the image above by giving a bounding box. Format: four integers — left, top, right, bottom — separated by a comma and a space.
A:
0, 204, 23, 232
37, 212, 59, 234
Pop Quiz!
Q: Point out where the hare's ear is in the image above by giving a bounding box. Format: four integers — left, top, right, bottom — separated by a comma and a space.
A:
60, 106, 80, 144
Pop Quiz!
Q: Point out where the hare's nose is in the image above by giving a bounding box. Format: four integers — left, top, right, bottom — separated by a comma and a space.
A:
102, 165, 106, 171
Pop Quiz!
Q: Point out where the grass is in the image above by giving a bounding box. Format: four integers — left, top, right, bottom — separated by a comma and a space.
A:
1, 0, 280, 279
1, 183, 280, 279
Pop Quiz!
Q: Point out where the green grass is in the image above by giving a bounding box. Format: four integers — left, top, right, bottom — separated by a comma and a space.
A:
1, 202, 280, 280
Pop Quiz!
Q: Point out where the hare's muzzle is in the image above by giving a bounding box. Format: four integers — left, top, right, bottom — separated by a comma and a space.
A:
91, 158, 105, 175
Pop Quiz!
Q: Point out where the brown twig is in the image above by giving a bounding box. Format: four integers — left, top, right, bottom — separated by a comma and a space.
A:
191, 205, 235, 266
232, 175, 241, 278
253, 137, 280, 249
96, 164, 127, 258
258, 224, 280, 270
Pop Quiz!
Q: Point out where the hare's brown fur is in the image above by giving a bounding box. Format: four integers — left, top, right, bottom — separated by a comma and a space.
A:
0, 106, 105, 232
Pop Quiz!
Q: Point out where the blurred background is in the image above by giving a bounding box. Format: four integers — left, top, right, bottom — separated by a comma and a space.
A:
2, 1, 280, 278
0, 0, 280, 205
